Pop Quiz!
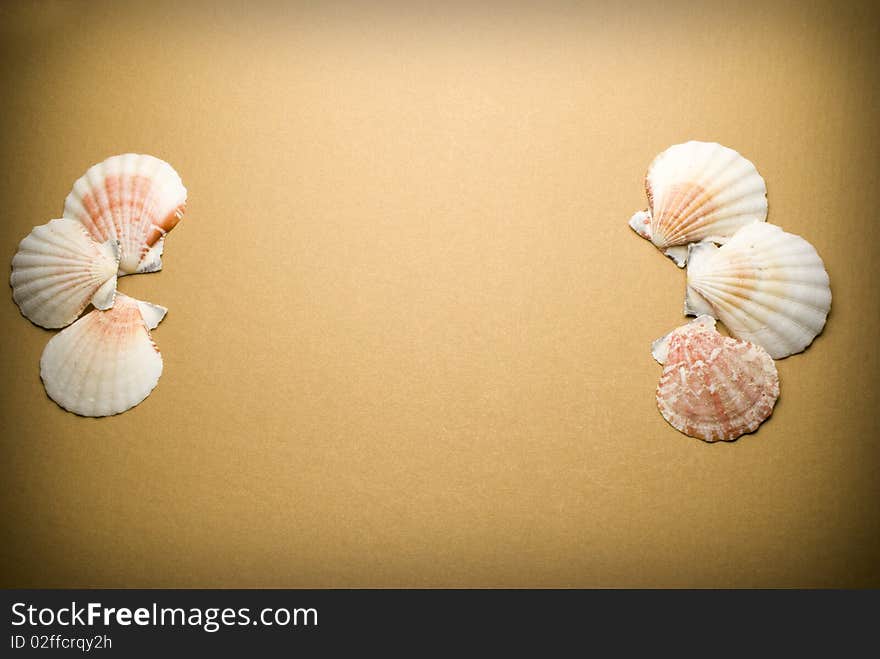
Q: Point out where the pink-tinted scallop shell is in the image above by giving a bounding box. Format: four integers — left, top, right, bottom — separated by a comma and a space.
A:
628, 141, 767, 267
63, 154, 187, 274
654, 316, 779, 442
40, 293, 167, 417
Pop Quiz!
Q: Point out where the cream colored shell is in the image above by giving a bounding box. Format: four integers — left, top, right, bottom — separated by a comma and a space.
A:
10, 218, 119, 329
40, 294, 167, 417
629, 141, 768, 266
685, 222, 831, 359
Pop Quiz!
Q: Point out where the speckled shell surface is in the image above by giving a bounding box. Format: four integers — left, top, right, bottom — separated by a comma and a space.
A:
63, 153, 187, 275
655, 316, 779, 442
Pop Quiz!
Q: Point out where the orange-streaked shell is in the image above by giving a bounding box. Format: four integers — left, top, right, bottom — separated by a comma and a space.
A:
63, 153, 187, 274
628, 141, 767, 266
10, 218, 119, 328
655, 316, 779, 442
40, 293, 166, 417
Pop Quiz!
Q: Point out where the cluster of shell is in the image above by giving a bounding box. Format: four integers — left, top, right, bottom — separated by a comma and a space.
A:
629, 141, 831, 442
10, 154, 187, 417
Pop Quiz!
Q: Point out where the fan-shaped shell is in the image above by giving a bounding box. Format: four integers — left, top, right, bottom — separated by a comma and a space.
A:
10, 218, 119, 329
628, 141, 768, 266
40, 293, 167, 417
655, 316, 779, 442
63, 154, 187, 274
685, 222, 831, 359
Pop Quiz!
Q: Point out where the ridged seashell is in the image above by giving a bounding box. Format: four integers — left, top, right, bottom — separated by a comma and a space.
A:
654, 315, 779, 442
685, 222, 831, 359
40, 293, 167, 417
10, 218, 119, 329
63, 154, 187, 274
628, 141, 768, 266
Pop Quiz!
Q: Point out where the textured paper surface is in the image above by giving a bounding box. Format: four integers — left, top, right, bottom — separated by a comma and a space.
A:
1, 0, 878, 588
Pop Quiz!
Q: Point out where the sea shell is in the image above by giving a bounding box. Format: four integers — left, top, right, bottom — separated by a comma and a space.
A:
40, 293, 167, 417
10, 218, 119, 329
628, 141, 768, 266
685, 222, 831, 359
63, 153, 187, 274
654, 315, 779, 442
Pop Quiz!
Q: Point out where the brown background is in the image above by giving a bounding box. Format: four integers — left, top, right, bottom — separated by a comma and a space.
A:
1, 0, 878, 588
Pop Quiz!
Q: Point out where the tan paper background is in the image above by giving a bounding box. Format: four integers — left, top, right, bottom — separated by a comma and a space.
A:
1, 0, 878, 588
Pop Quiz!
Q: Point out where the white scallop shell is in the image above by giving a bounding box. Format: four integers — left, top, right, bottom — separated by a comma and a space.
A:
628, 141, 768, 266
685, 222, 831, 359
63, 154, 187, 274
40, 293, 167, 417
10, 218, 119, 329
655, 315, 779, 442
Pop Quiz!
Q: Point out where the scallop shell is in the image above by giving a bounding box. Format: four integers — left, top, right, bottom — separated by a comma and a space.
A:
654, 315, 779, 442
685, 222, 831, 359
628, 141, 768, 266
10, 218, 119, 329
63, 154, 187, 274
40, 293, 167, 417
